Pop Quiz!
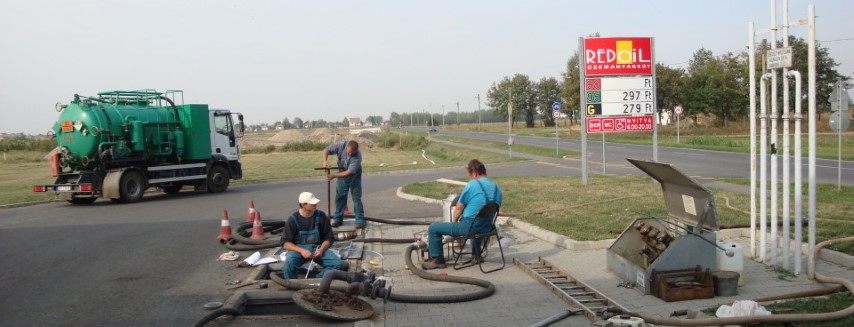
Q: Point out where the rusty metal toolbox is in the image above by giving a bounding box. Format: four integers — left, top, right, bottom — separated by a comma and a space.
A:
651, 266, 714, 302
607, 159, 720, 295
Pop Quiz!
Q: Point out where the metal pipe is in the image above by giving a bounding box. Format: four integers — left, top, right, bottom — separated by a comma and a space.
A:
748, 22, 757, 260
759, 72, 773, 262
788, 69, 803, 274
770, 0, 779, 266
781, 0, 792, 271
807, 4, 816, 279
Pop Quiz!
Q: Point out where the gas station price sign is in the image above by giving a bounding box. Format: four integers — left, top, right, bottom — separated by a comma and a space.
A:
585, 77, 655, 116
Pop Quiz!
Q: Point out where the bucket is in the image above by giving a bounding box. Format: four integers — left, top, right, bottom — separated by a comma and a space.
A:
716, 241, 745, 286
712, 271, 740, 296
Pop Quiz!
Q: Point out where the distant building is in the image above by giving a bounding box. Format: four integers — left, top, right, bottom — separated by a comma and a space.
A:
348, 117, 363, 127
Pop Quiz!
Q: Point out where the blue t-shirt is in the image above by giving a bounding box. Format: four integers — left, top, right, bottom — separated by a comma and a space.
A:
325, 141, 362, 176
458, 177, 502, 232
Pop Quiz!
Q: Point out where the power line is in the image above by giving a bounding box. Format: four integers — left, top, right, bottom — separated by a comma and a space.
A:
820, 37, 854, 43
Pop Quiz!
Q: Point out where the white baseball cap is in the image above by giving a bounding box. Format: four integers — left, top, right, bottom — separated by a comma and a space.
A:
298, 192, 320, 205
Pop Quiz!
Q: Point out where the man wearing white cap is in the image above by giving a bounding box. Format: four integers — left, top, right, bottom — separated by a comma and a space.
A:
280, 192, 343, 279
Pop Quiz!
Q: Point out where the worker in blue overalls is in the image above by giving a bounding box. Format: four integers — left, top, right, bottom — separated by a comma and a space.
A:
280, 192, 343, 279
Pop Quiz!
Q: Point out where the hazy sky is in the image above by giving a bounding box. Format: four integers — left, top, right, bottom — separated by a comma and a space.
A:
1, 0, 851, 134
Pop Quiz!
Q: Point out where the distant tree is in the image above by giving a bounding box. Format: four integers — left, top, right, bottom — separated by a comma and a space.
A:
366, 115, 383, 126
282, 117, 293, 129
342, 117, 349, 127
389, 112, 401, 127
314, 119, 328, 128
534, 77, 562, 127
655, 63, 685, 118
486, 73, 533, 127
293, 117, 303, 129
560, 51, 584, 125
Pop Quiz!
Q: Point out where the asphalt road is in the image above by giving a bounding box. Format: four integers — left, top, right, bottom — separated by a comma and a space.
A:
0, 162, 575, 326
418, 127, 854, 186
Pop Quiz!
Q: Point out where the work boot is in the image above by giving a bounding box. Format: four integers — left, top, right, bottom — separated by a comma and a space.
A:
331, 220, 342, 227
354, 222, 367, 229
421, 257, 447, 270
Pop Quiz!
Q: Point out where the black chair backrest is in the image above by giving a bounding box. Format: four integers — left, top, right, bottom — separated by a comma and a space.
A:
477, 202, 499, 219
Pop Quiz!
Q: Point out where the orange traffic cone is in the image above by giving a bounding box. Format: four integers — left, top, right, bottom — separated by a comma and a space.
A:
216, 209, 233, 243
246, 200, 257, 222
250, 210, 266, 240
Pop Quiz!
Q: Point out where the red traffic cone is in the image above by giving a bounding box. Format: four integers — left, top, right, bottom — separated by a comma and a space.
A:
216, 209, 233, 243
250, 210, 266, 240
344, 205, 352, 215
246, 200, 257, 222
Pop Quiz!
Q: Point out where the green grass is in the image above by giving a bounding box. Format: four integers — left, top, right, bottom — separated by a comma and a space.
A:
402, 175, 854, 255
431, 134, 580, 158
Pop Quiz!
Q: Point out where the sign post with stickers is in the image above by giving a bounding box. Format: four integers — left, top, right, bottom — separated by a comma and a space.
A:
579, 36, 656, 183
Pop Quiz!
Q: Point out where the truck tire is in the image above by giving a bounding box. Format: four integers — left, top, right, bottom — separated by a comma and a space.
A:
207, 165, 230, 193
118, 170, 146, 203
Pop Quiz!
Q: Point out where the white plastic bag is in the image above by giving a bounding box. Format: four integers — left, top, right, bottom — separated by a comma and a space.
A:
715, 300, 772, 318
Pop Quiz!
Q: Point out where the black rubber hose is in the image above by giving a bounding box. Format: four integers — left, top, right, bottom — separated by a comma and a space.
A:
269, 243, 495, 303
365, 216, 433, 226
352, 238, 417, 244
223, 239, 277, 251
192, 308, 241, 327
387, 243, 495, 303
231, 221, 284, 247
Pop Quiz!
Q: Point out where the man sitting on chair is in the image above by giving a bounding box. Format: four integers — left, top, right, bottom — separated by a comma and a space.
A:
423, 159, 503, 270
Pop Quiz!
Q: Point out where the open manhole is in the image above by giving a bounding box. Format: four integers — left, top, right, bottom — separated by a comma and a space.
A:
230, 291, 312, 316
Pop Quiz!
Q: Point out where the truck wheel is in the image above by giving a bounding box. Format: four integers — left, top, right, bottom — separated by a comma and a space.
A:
207, 165, 230, 193
162, 185, 183, 194
68, 197, 97, 205
119, 170, 146, 203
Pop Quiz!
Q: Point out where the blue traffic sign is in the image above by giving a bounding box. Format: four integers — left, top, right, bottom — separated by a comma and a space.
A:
552, 102, 561, 111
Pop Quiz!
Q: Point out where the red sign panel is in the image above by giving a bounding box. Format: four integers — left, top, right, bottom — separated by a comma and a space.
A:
584, 37, 653, 76
586, 115, 654, 133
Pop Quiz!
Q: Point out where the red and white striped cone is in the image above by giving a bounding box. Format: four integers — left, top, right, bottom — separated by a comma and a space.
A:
216, 209, 233, 243
250, 210, 266, 240
246, 200, 257, 223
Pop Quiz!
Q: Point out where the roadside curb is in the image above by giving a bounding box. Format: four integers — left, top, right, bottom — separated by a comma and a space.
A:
0, 199, 59, 209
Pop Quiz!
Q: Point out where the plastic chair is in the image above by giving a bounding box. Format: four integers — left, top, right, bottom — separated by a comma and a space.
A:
449, 203, 505, 273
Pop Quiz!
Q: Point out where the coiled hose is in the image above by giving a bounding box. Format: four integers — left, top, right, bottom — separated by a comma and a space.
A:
225, 216, 431, 250
614, 236, 854, 326
271, 243, 494, 303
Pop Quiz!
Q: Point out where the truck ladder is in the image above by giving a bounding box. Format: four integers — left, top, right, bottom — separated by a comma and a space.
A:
514, 257, 628, 322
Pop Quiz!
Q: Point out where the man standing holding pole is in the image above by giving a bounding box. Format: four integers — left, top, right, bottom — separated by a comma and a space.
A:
322, 140, 366, 229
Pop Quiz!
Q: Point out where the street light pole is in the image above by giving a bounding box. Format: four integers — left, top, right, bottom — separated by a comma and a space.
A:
455, 101, 460, 126
476, 94, 482, 130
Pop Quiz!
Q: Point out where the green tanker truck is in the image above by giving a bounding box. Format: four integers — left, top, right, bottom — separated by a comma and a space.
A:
33, 90, 244, 204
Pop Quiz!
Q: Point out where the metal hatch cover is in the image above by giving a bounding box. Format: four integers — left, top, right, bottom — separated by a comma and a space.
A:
626, 158, 719, 231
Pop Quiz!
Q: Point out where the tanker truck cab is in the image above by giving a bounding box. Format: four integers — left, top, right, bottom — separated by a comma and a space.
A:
34, 90, 245, 204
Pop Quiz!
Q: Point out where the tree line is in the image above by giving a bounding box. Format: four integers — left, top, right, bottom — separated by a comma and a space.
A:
389, 35, 850, 129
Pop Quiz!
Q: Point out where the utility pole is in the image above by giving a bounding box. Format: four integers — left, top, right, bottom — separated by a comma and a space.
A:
442, 104, 445, 127
455, 101, 460, 126
476, 94, 482, 129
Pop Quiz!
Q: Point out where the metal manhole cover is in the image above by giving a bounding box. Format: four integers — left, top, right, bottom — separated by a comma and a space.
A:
292, 289, 374, 321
